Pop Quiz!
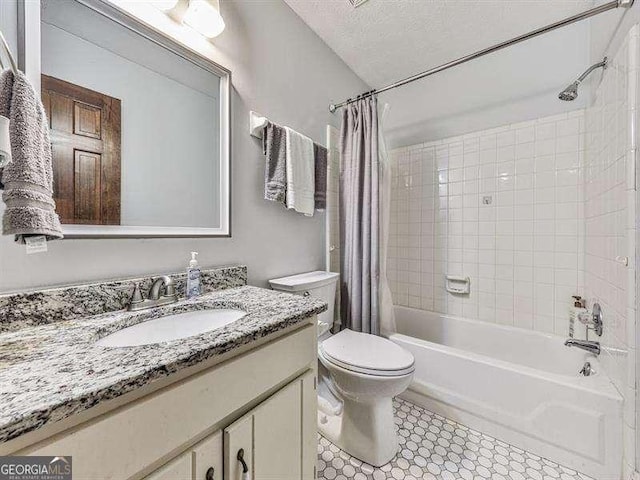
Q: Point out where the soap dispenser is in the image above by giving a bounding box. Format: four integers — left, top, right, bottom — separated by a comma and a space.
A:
186, 251, 201, 299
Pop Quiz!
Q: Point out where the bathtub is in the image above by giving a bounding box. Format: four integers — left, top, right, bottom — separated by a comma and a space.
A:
387, 306, 623, 480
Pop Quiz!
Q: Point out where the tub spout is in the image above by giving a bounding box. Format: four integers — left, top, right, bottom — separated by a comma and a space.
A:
564, 338, 600, 356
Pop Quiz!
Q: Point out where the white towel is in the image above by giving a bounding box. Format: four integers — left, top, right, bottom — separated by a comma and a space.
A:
0, 115, 10, 168
284, 126, 315, 216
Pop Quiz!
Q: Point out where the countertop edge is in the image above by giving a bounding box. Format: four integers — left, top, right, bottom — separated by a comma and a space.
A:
0, 287, 326, 445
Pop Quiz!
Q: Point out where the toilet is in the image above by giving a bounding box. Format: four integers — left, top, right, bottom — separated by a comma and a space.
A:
269, 271, 415, 467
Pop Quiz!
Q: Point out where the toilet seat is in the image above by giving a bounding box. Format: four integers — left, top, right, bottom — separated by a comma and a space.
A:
319, 329, 415, 377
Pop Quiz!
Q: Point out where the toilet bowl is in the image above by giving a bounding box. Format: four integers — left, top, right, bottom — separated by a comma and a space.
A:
269, 271, 415, 467
318, 329, 414, 466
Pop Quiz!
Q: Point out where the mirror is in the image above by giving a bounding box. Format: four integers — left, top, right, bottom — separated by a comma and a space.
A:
37, 0, 230, 237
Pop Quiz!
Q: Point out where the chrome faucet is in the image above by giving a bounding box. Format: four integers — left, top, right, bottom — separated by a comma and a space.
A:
127, 275, 178, 311
564, 302, 603, 355
564, 338, 601, 355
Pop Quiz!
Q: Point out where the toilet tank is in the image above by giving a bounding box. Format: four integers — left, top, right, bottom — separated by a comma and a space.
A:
269, 271, 339, 328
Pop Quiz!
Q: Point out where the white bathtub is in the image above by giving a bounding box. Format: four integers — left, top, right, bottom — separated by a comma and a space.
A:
388, 306, 623, 480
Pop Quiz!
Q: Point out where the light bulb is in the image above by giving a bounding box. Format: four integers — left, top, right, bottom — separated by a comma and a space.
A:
183, 0, 225, 38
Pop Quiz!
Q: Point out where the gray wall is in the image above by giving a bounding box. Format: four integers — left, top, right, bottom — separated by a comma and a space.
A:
0, 0, 368, 292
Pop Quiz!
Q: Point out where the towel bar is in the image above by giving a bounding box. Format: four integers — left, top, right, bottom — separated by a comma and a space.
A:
249, 110, 268, 139
249, 110, 325, 147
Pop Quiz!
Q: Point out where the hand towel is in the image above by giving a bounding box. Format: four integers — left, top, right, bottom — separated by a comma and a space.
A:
262, 122, 287, 204
0, 69, 63, 243
284, 126, 315, 216
0, 115, 10, 168
314, 144, 327, 211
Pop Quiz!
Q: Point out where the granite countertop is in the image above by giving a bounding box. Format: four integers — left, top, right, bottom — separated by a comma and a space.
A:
0, 286, 327, 444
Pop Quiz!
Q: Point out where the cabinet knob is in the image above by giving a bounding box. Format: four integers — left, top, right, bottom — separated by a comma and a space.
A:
205, 467, 215, 480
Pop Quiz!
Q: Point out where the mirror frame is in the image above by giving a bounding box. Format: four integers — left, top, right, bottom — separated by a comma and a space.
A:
18, 0, 232, 238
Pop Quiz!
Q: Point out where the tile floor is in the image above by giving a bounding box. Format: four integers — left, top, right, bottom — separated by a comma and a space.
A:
317, 398, 592, 480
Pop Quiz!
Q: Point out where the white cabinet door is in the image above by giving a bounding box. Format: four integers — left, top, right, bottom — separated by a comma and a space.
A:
224, 370, 316, 480
144, 451, 192, 480
193, 430, 223, 480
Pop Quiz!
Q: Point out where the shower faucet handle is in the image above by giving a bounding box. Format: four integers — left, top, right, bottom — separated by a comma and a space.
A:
589, 303, 603, 337
577, 303, 603, 337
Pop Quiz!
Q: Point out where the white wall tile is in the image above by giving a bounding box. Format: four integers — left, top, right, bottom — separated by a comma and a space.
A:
389, 109, 586, 331
578, 25, 638, 473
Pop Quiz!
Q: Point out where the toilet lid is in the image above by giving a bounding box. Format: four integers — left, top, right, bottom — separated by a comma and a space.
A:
320, 329, 415, 376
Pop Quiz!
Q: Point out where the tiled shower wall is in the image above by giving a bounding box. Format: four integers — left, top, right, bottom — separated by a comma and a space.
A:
386, 24, 639, 477
388, 110, 586, 336
584, 25, 638, 479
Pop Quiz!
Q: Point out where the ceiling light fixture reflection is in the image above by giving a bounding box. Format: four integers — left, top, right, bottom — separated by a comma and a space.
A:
151, 0, 225, 39
183, 0, 225, 38
147, 0, 180, 12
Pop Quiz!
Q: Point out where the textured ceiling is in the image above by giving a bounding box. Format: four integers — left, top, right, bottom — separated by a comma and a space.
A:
283, 0, 620, 146
283, 0, 596, 87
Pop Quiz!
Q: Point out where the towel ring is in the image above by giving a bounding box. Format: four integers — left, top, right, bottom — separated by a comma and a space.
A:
0, 31, 18, 73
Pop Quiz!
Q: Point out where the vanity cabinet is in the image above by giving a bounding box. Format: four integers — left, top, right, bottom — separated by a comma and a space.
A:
144, 452, 193, 480
11, 321, 317, 480
144, 431, 223, 480
143, 369, 315, 480
193, 431, 223, 480
224, 371, 316, 480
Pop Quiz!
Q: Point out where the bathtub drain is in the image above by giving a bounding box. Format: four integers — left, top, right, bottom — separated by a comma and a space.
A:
579, 361, 594, 376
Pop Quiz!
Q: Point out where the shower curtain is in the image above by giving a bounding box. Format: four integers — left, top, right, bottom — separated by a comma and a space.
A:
339, 96, 395, 336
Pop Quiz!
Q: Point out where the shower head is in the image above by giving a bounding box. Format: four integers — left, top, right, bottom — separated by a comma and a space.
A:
558, 81, 580, 101
558, 57, 607, 101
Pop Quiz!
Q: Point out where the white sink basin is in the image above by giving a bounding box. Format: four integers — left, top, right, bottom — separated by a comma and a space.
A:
96, 309, 246, 347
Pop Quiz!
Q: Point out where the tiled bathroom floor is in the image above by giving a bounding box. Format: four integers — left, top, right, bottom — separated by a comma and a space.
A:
317, 398, 593, 480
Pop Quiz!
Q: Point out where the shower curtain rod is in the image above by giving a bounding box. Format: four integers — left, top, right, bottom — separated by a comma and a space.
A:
329, 0, 634, 113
